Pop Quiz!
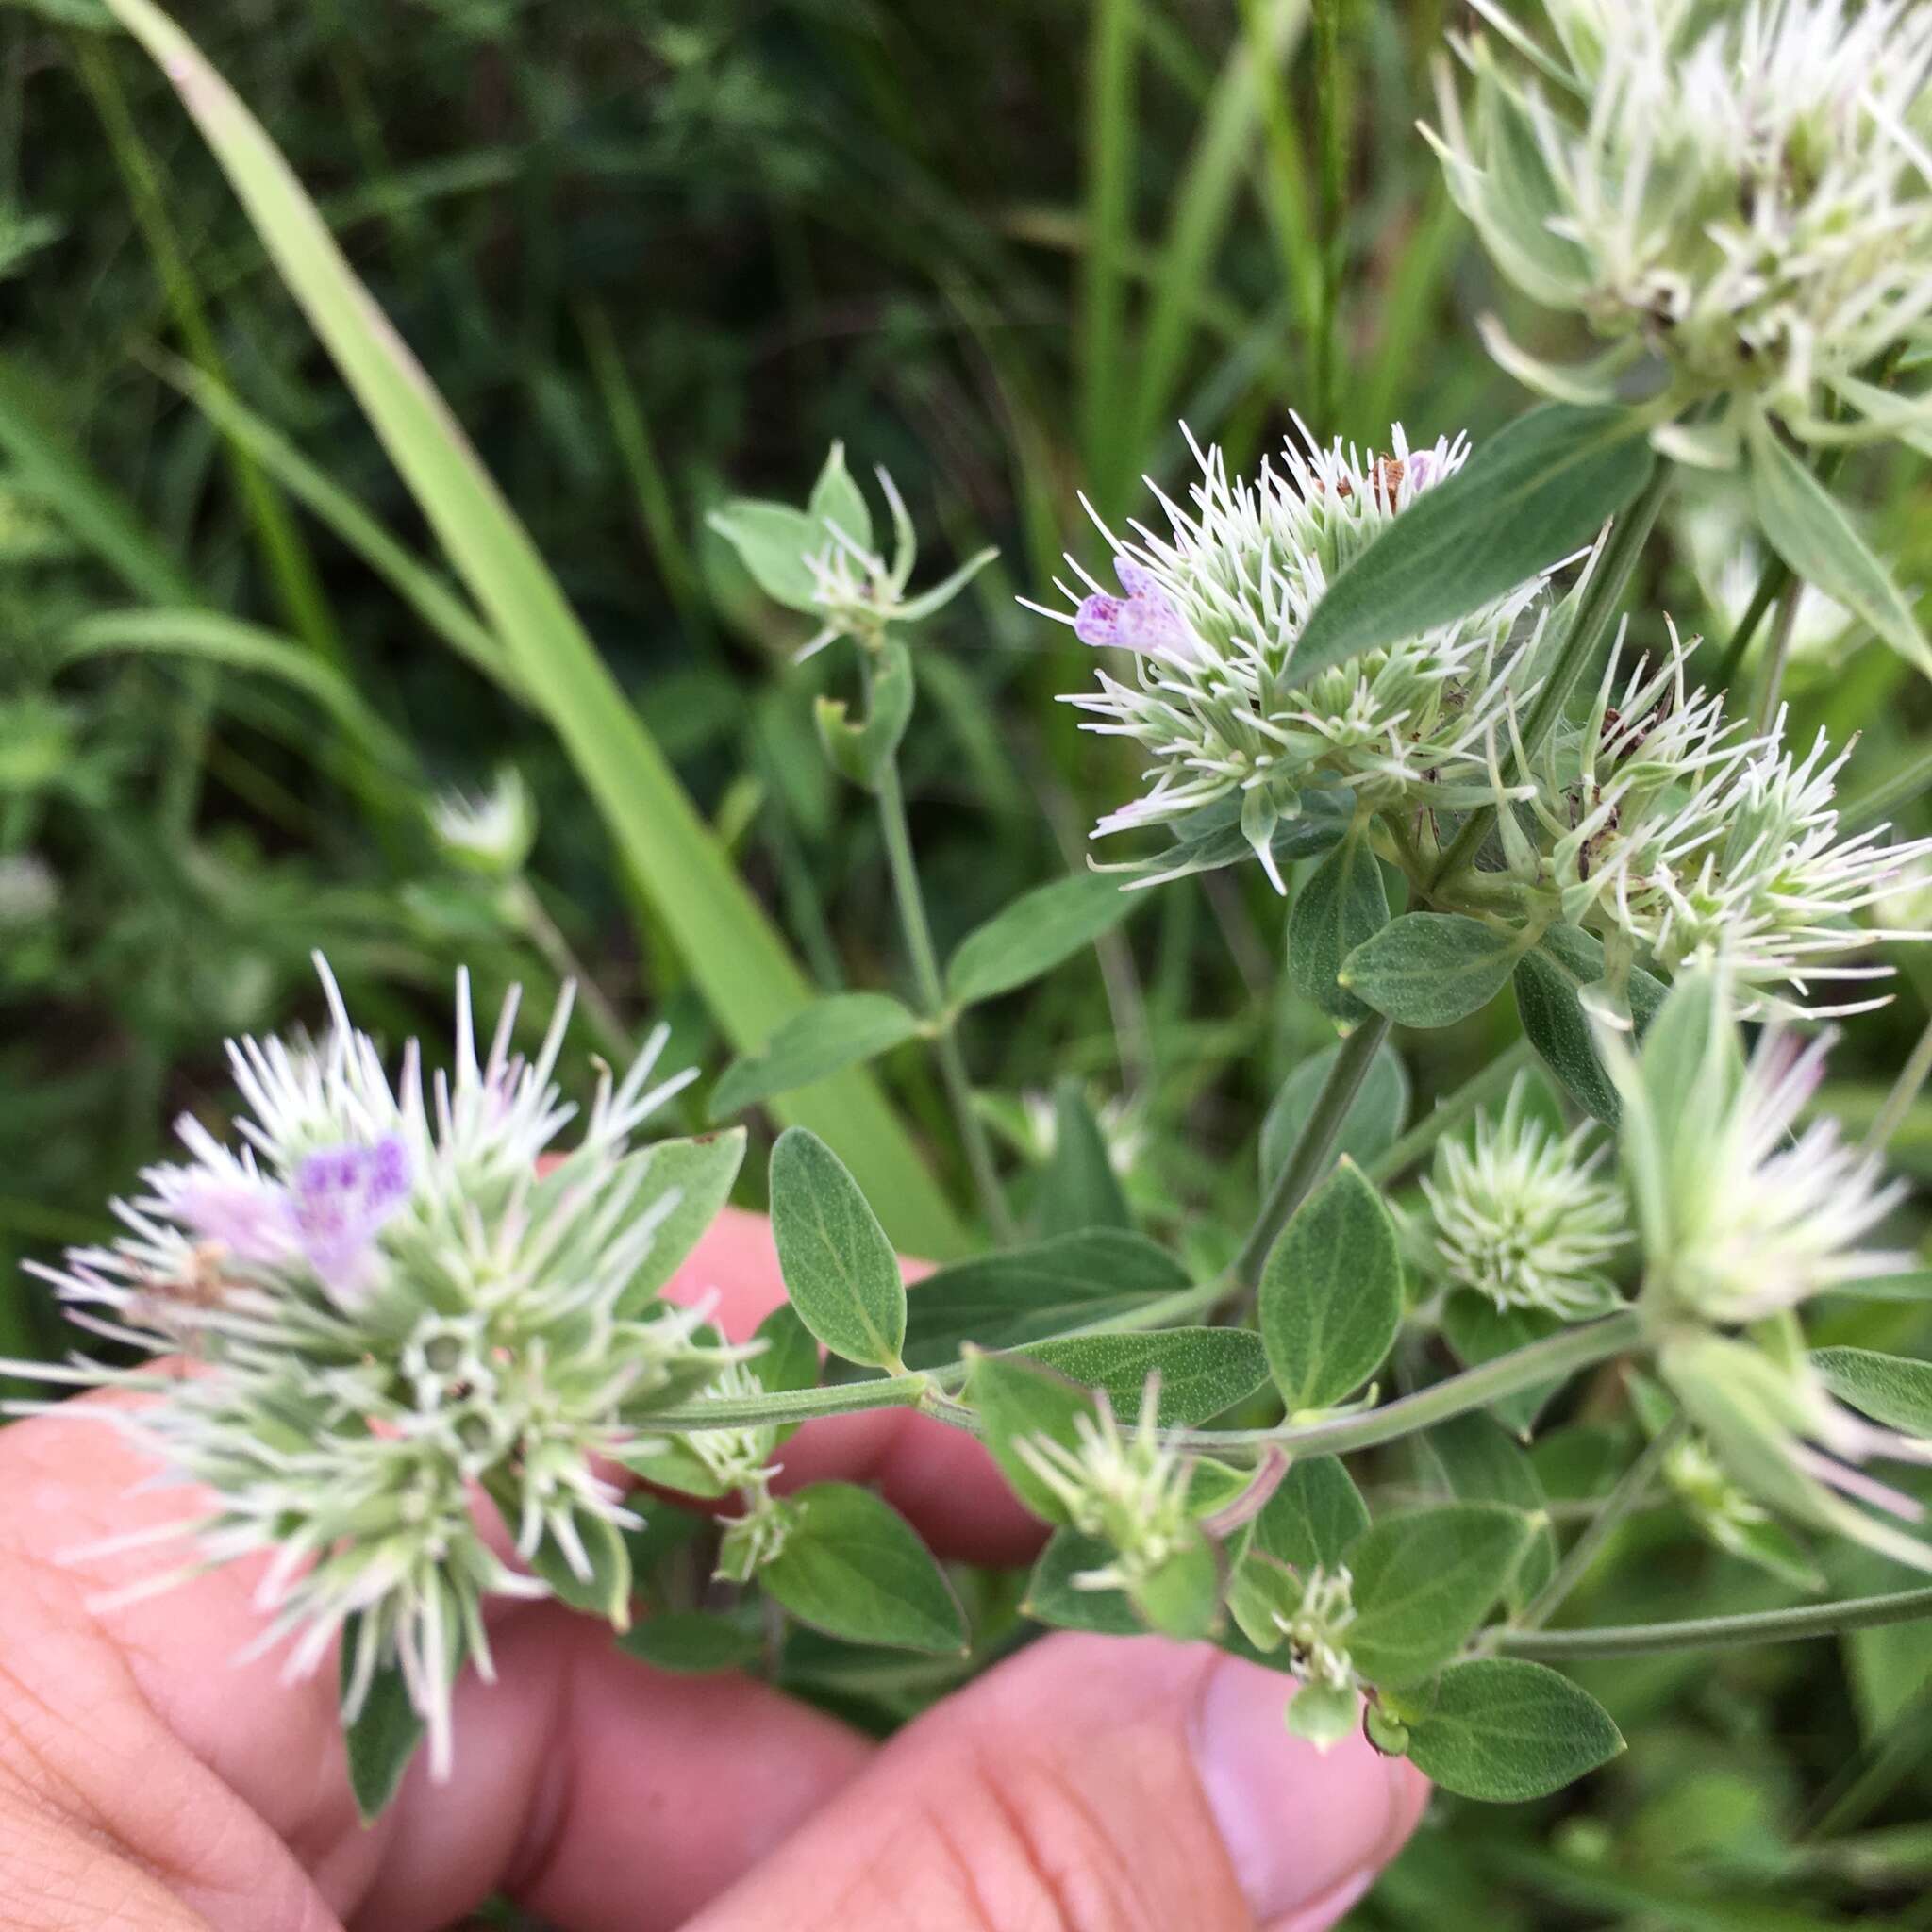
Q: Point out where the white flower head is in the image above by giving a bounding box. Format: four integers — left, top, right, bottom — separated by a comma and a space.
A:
1420, 1075, 1627, 1319
1607, 968, 1909, 1325
10, 957, 740, 1779
1012, 1377, 1195, 1591
1433, 0, 1932, 458
1515, 630, 1932, 1014
1040, 420, 1553, 889
430, 766, 538, 878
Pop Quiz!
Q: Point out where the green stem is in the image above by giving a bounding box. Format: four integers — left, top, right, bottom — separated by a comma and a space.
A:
1429, 459, 1672, 891
1711, 551, 1788, 688
1865, 1009, 1932, 1156
1496, 1582, 1932, 1659
1231, 1013, 1393, 1291
647, 1373, 933, 1433
508, 877, 634, 1066
1165, 1308, 1641, 1454
872, 719, 1016, 1242
1365, 1038, 1535, 1185
1749, 576, 1803, 737
1311, 0, 1349, 430
1510, 1414, 1684, 1633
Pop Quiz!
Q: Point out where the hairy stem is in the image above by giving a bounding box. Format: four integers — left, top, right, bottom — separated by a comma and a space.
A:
1749, 576, 1803, 737
1865, 1009, 1932, 1156
1712, 550, 1788, 687
1429, 459, 1672, 891
867, 658, 1016, 1241
1509, 1414, 1684, 1633
1496, 1582, 1932, 1659
1311, 0, 1350, 429
1231, 1012, 1393, 1291
508, 878, 634, 1065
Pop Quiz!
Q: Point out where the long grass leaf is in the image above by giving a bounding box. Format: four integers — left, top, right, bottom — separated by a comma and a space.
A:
102, 0, 967, 1256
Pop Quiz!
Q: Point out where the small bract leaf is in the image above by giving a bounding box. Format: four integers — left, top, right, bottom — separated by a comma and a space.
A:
1345, 1504, 1534, 1688
761, 1482, 967, 1654
1290, 404, 1655, 680
340, 1610, 464, 1823
1513, 924, 1667, 1124
1405, 1658, 1624, 1802
1748, 416, 1932, 679
613, 1128, 748, 1313
710, 993, 923, 1120
1259, 1158, 1404, 1413
522, 1507, 633, 1627
1341, 913, 1522, 1029
769, 1128, 908, 1371
808, 441, 873, 554
707, 499, 824, 613
1287, 833, 1391, 1023
968, 1350, 1104, 1525
1024, 1528, 1142, 1635
945, 872, 1137, 1008
1129, 1538, 1224, 1641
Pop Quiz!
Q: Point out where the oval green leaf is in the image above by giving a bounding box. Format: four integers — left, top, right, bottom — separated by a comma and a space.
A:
770, 1127, 908, 1371
945, 872, 1136, 1008
1341, 912, 1521, 1029
710, 993, 923, 1120
1405, 1658, 1624, 1802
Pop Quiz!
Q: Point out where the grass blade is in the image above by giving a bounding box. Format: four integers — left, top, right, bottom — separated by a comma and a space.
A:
101, 0, 967, 1257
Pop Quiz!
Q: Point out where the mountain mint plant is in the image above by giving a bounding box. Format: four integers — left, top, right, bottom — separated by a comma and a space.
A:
16, 0, 1932, 1842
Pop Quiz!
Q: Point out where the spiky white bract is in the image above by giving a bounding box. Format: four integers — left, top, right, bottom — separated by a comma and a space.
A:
1616, 1005, 1906, 1327
10, 958, 740, 1778
1433, 0, 1932, 460
1043, 422, 1551, 888
1509, 633, 1931, 1014
1012, 1378, 1195, 1592
430, 766, 537, 878
1420, 1076, 1626, 1319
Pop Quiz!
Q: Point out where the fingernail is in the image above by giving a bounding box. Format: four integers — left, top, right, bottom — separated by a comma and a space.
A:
1190, 1656, 1413, 1925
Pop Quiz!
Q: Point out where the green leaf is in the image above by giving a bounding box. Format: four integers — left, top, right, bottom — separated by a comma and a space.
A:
1513, 924, 1667, 1124
903, 1230, 1190, 1365
96, 0, 968, 1264
1024, 1529, 1143, 1635
1291, 404, 1656, 680
522, 1508, 633, 1625
1034, 1078, 1132, 1238
707, 499, 823, 612
769, 1128, 908, 1372
761, 1483, 967, 1654
1258, 1157, 1404, 1413
1812, 1347, 1932, 1437
613, 1129, 747, 1314
620, 1609, 765, 1674
1441, 1294, 1566, 1439
945, 873, 1136, 1008
753, 1302, 823, 1398
1346, 1504, 1534, 1688
710, 994, 923, 1120
1341, 912, 1522, 1029
815, 635, 913, 792
808, 441, 872, 553
968, 1349, 1106, 1524
1747, 416, 1932, 679
1260, 1039, 1409, 1191
1405, 1659, 1624, 1802
1022, 1328, 1270, 1426
339, 1609, 465, 1823
1250, 1457, 1372, 1570
1131, 1539, 1224, 1641
1415, 1413, 1557, 1613
1287, 832, 1391, 1022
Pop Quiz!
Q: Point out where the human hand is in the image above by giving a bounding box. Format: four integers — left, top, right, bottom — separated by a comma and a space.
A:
0, 1207, 1426, 1932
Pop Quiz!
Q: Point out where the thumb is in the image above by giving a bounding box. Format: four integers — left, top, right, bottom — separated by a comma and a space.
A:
686, 1633, 1429, 1932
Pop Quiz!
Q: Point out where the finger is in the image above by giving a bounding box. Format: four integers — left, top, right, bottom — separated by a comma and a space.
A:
354, 1607, 871, 1932
664, 1208, 1041, 1565
0, 1397, 874, 1932
685, 1634, 1431, 1932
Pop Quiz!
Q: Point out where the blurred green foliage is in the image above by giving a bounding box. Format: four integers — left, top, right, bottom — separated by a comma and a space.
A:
5, 0, 1932, 1921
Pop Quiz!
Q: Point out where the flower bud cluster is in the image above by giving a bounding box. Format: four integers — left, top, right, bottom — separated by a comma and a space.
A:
1045, 421, 1551, 888
12, 958, 740, 1775
1432, 0, 1932, 460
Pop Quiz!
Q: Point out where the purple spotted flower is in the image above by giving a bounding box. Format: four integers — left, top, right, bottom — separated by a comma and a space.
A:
1074, 559, 1200, 667
290, 1135, 411, 1307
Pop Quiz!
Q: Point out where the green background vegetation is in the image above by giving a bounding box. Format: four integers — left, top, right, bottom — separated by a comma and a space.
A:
5, 0, 1932, 1921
